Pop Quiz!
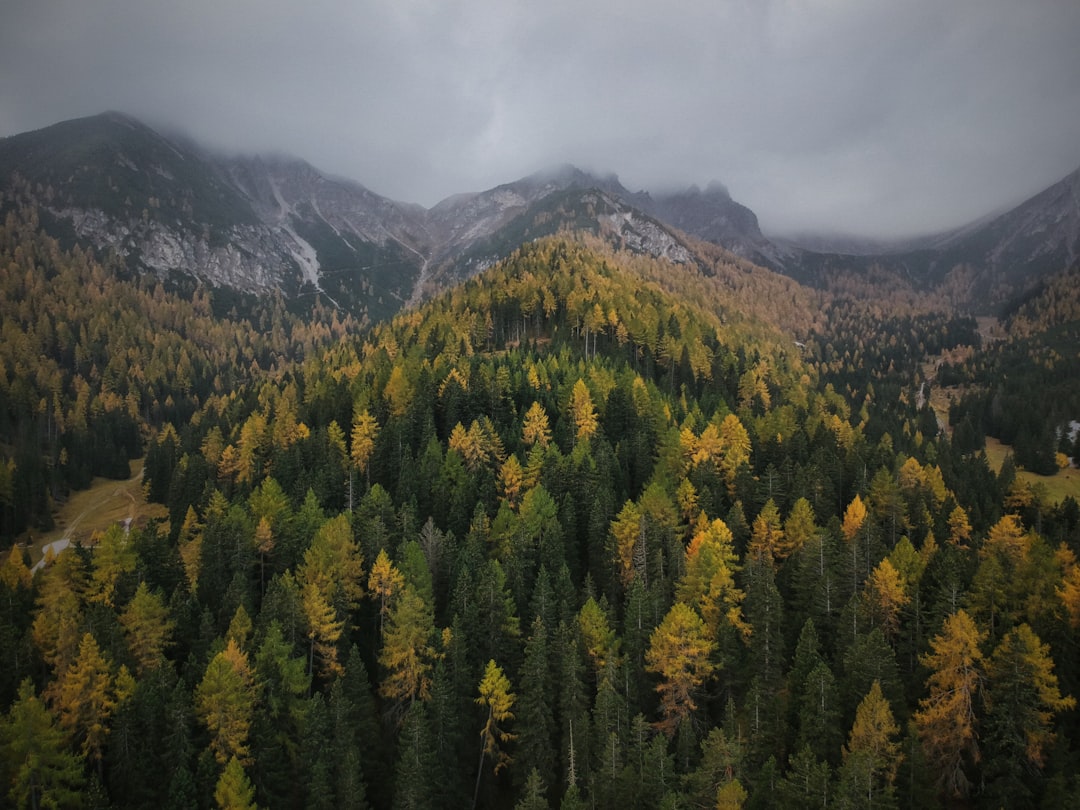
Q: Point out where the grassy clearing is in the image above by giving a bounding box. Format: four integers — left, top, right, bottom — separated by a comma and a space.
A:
21, 458, 168, 565
984, 437, 1080, 504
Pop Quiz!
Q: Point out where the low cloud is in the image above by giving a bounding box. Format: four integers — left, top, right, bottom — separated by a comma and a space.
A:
3, 0, 1079, 237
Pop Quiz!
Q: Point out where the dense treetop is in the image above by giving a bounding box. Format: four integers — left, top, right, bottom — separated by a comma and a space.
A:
1, 209, 1079, 809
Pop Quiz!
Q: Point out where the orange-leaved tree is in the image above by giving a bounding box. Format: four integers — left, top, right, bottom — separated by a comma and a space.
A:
645, 601, 717, 736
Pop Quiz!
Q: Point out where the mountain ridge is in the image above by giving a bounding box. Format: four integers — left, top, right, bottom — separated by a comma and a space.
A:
2, 112, 1078, 316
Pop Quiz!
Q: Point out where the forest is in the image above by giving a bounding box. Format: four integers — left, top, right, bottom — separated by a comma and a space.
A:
2, 198, 1080, 810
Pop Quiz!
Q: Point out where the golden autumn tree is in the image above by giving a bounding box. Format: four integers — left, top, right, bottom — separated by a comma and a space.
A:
253, 516, 274, 594
31, 550, 86, 675
297, 513, 363, 678
837, 680, 901, 807
610, 500, 644, 587
87, 523, 137, 608
715, 779, 748, 810
350, 409, 379, 488
969, 513, 1030, 636
214, 756, 259, 810
646, 601, 717, 736
301, 580, 344, 679
196, 638, 256, 765
1056, 544, 1080, 628
521, 401, 552, 448
0, 544, 31, 592
748, 499, 786, 566
717, 413, 751, 493
383, 365, 415, 419
914, 609, 985, 800
119, 581, 175, 675
498, 455, 525, 509
578, 596, 620, 678
676, 515, 748, 639
841, 494, 868, 543
864, 558, 909, 639
378, 584, 437, 710
51, 632, 117, 767
569, 378, 598, 443
178, 504, 203, 593
474, 659, 516, 806
783, 497, 818, 559
368, 548, 404, 635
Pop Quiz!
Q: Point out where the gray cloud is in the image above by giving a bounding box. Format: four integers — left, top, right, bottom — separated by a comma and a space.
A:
3, 0, 1079, 238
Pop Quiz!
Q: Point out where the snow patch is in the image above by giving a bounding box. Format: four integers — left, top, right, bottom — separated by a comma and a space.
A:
269, 177, 322, 290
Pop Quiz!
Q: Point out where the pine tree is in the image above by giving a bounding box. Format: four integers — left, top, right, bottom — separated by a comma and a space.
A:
981, 623, 1075, 806
517, 616, 556, 791
777, 745, 830, 810
0, 679, 85, 810
394, 701, 436, 810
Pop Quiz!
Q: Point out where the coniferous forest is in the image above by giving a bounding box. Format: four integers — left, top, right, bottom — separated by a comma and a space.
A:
2, 198, 1080, 810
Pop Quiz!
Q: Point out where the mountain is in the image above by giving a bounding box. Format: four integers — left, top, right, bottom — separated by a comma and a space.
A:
0, 116, 725, 319
782, 167, 1080, 310
641, 182, 795, 270
3, 112, 1077, 317
925, 166, 1080, 306
0, 112, 432, 321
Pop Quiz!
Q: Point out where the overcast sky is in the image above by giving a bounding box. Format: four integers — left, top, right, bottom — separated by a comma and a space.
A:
3, 0, 1079, 238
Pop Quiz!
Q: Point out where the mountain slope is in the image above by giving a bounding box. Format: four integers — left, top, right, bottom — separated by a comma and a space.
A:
642, 182, 795, 270
4, 112, 1077, 317
0, 113, 427, 321
928, 166, 1080, 306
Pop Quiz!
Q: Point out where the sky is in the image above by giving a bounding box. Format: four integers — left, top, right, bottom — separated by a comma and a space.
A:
2, 0, 1079, 239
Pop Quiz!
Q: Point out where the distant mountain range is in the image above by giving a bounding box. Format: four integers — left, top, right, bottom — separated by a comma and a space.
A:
1, 112, 1077, 318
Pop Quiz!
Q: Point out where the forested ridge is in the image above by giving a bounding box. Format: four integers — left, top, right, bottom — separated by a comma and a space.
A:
2, 214, 1080, 809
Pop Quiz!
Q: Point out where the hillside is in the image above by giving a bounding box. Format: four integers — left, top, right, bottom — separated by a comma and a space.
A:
3, 221, 1079, 808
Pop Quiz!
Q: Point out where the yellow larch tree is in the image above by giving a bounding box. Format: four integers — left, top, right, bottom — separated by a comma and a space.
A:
368, 548, 404, 635
51, 632, 117, 767
120, 581, 175, 675
350, 409, 379, 486
839, 680, 901, 806
378, 584, 437, 709
521, 401, 552, 448
864, 558, 909, 639
474, 659, 517, 806
748, 499, 787, 566
676, 515, 748, 639
841, 494, 868, 543
717, 413, 751, 493
610, 500, 644, 588
196, 638, 256, 765
569, 378, 598, 443
645, 601, 717, 736
914, 609, 986, 801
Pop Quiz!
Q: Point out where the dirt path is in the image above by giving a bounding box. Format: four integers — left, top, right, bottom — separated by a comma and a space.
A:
27, 459, 164, 570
